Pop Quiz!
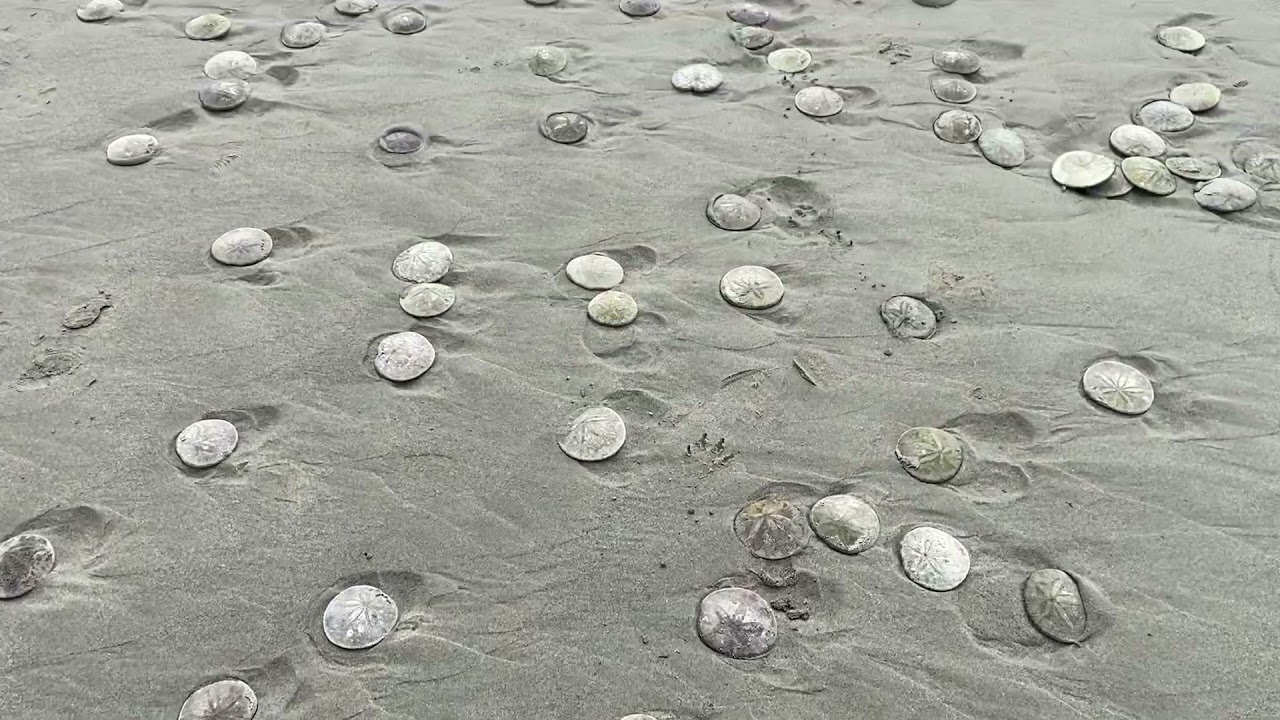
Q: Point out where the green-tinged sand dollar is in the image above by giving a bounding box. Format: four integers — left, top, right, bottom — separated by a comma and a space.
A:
880, 295, 936, 339
384, 6, 426, 34
1082, 359, 1154, 415
767, 48, 811, 73
696, 587, 777, 659
671, 64, 723, 93
1194, 178, 1257, 213
323, 585, 399, 649
399, 283, 455, 318
1121, 156, 1177, 196
175, 418, 239, 469
1157, 26, 1205, 53
1169, 82, 1220, 112
106, 134, 159, 166
198, 79, 251, 112
808, 494, 880, 555
211, 227, 272, 266
706, 193, 761, 231
179, 679, 257, 720
794, 86, 843, 117
566, 253, 624, 290
204, 51, 258, 80
1232, 142, 1280, 183
932, 48, 980, 75
373, 331, 435, 381
185, 14, 231, 40
619, 0, 660, 17
977, 127, 1025, 168
900, 526, 969, 592
1109, 124, 1166, 158
930, 74, 976, 104
1051, 151, 1115, 189
727, 2, 770, 25
730, 25, 773, 50
281, 21, 325, 48
1165, 156, 1221, 181
933, 109, 981, 144
1086, 167, 1133, 198
77, 0, 123, 22
377, 124, 426, 154
540, 112, 589, 144
895, 426, 963, 483
588, 290, 638, 327
559, 406, 626, 462
734, 497, 810, 560
528, 46, 567, 76
0, 533, 56, 599
335, 0, 379, 15
1023, 568, 1088, 643
720, 265, 784, 309
392, 241, 452, 282
1136, 100, 1194, 133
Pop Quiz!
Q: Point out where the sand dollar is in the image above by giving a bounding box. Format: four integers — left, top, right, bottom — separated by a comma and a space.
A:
1109, 124, 1166, 158
879, 295, 936, 339
1164, 156, 1221, 181
1120, 156, 1177, 195
734, 497, 810, 560
1232, 142, 1280, 183
204, 51, 258, 80
1136, 100, 1194, 133
558, 406, 626, 462
106, 134, 159, 166
619, 0, 659, 16
335, 0, 379, 15
211, 227, 272, 266
794, 86, 843, 117
933, 109, 981, 144
178, 679, 257, 720
808, 494, 879, 555
930, 75, 976, 104
696, 587, 777, 659
1194, 177, 1257, 213
706, 193, 761, 231
767, 48, 811, 73
77, 0, 123, 22
727, 2, 769, 25
528, 46, 567, 76
392, 241, 452, 282
671, 64, 723, 93
373, 331, 436, 382
398, 283, 455, 318
323, 585, 399, 650
730, 25, 773, 49
1051, 151, 1115, 189
900, 527, 969, 592
1157, 25, 1205, 53
1023, 568, 1087, 643
185, 14, 231, 40
1081, 359, 1154, 415
914, 0, 958, 6
175, 418, 239, 469
198, 79, 251, 112
621, 716, 657, 720
1086, 167, 1133, 198
588, 290, 638, 327
526, 0, 559, 4
0, 534, 56, 599
1169, 82, 1220, 112
281, 21, 325, 48
384, 6, 426, 34
377, 124, 425, 154
932, 48, 980, 75
895, 427, 963, 483
977, 127, 1026, 168
720, 265, 784, 309
540, 112, 589, 144
566, 253, 624, 290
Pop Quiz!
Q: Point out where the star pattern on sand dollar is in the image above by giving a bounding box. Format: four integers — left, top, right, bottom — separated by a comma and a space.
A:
1026, 575, 1084, 631
567, 415, 617, 452
812, 506, 868, 548
902, 534, 956, 579
728, 275, 777, 303
1089, 367, 1150, 412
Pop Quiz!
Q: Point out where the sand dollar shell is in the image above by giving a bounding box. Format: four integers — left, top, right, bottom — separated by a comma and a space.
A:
281, 21, 325, 48
526, 0, 559, 5
767, 48, 811, 73
727, 2, 769, 25
1164, 156, 1221, 181
933, 109, 981, 144
77, 0, 123, 22
185, 14, 231, 40
706, 193, 761, 231
1136, 100, 1194, 132
671, 64, 723, 93
539, 112, 589, 144
588, 290, 638, 327
392, 241, 452, 282
621, 716, 657, 720
720, 265, 784, 309
558, 406, 626, 462
900, 527, 969, 592
1194, 177, 1257, 213
895, 426, 963, 483
1086, 167, 1133, 198
734, 497, 810, 560
175, 418, 239, 469
1023, 568, 1087, 643
323, 585, 399, 650
204, 51, 258, 80
178, 679, 257, 720
377, 124, 425, 154
398, 283, 455, 318
619, 0, 659, 16
1051, 151, 1115, 189
0, 533, 56, 599
1082, 359, 1154, 415
106, 134, 159, 166
794, 86, 843, 117
730, 25, 773, 49
1157, 25, 1205, 53
808, 494, 879, 555
566, 253, 624, 290
977, 127, 1026, 168
1232, 142, 1280, 183
384, 6, 426, 34
696, 587, 777, 659
930, 75, 976, 104
914, 0, 958, 6
198, 79, 251, 112
373, 331, 435, 382
880, 295, 936, 339
1169, 82, 1220, 112
211, 227, 273, 266
528, 46, 567, 76
1109, 124, 1166, 158
335, 0, 379, 15
1120, 156, 1177, 195
932, 48, 980, 75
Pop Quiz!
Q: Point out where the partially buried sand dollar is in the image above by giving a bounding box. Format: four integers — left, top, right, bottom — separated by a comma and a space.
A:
1051, 151, 1115, 189
900, 526, 969, 592
794, 86, 843, 117
930, 75, 976, 104
1109, 124, 1166, 158
211, 227, 272, 266
730, 25, 773, 50
727, 2, 770, 25
540, 112, 589, 144
383, 6, 426, 34
106, 134, 159, 166
895, 426, 963, 483
767, 48, 811, 73
76, 0, 123, 22
671, 64, 723, 93
558, 406, 626, 462
914, 0, 958, 6
1023, 568, 1088, 643
734, 497, 810, 560
808, 494, 879, 555
1165, 156, 1221, 181
324, 584, 399, 650
720, 265, 784, 309
198, 79, 251, 112
373, 331, 435, 382
0, 533, 56, 599
1170, 82, 1220, 112
1081, 359, 1154, 415
1120, 157, 1176, 195
696, 587, 777, 659
175, 418, 239, 469
392, 240, 452, 282
1136, 100, 1194, 133
588, 290, 638, 327
1157, 25, 1205, 53
377, 124, 426, 154
335, 0, 379, 15
204, 51, 258, 80
528, 46, 567, 76
185, 14, 231, 40
281, 21, 326, 49
932, 48, 980, 74
933, 109, 981, 144
1194, 178, 1256, 213
399, 283, 456, 318
880, 295, 935, 339
1086, 167, 1133, 198
179, 678, 257, 720
619, 0, 660, 17
566, 253, 624, 290
977, 127, 1026, 168
706, 193, 761, 231
1231, 142, 1280, 183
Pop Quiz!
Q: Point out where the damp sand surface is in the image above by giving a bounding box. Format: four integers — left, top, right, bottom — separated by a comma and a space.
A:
2, 2, 1278, 720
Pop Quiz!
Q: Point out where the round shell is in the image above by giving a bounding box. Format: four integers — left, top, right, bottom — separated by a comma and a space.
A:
794, 86, 843, 118
730, 25, 773, 50
933, 109, 982, 144
178, 679, 258, 720
1194, 178, 1257, 213
398, 283, 456, 318
211, 227, 273, 266
384, 6, 426, 34
1169, 82, 1220, 112
900, 526, 970, 592
539, 112, 589, 144
76, 0, 124, 22
558, 406, 626, 462
1085, 167, 1133, 198
566, 254, 624, 290
373, 331, 436, 382
1023, 568, 1087, 643
1120, 156, 1177, 196
0, 533, 56, 599
767, 48, 811, 73
1164, 156, 1221, 181
198, 79, 251, 112
378, 126, 425, 154
734, 497, 810, 560
185, 14, 231, 40
914, 0, 958, 6
323, 585, 399, 650
106, 134, 159, 166
977, 127, 1026, 168
1157, 26, 1205, 53
932, 48, 980, 75
696, 587, 777, 659
1050, 151, 1115, 189
392, 241, 452, 283
1108, 124, 1166, 158
1231, 142, 1280, 183
671, 64, 723, 93
526, 0, 559, 4
1081, 359, 1154, 415
204, 51, 258, 80
726, 3, 770, 25
895, 426, 963, 483
808, 494, 880, 555
587, 290, 639, 327
1135, 100, 1194, 133
619, 0, 659, 17
930, 75, 976, 104
281, 21, 325, 49
335, 0, 380, 15
706, 193, 761, 231
880, 295, 936, 339
621, 716, 657, 720
720, 265, 784, 310
528, 46, 567, 76
175, 418, 239, 469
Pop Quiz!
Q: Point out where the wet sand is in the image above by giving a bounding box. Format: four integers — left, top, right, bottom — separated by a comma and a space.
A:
2, 0, 1280, 718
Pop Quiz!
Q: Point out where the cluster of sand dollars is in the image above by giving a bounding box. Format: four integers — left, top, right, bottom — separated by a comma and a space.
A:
567, 253, 640, 329
381, 239, 454, 382
926, 48, 1028, 169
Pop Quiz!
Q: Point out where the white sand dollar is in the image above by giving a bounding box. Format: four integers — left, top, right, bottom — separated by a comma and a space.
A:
373, 331, 436, 382
398, 283, 455, 318
528, 46, 567, 76
566, 254, 624, 290
671, 64, 722, 93
106, 134, 159, 166
734, 497, 810, 560
1082, 359, 1154, 415
1157, 26, 1205, 53
1086, 168, 1133, 198
977, 127, 1026, 168
1121, 156, 1177, 196
204, 51, 258, 80
933, 109, 981, 144
1109, 124, 1166, 158
588, 290, 638, 327
0, 533, 56, 599
900, 527, 969, 592
895, 427, 963, 483
392, 241, 453, 283
930, 75, 976, 104
808, 494, 879, 555
185, 14, 231, 40
767, 48, 811, 73
1136, 100, 1194, 133
1165, 156, 1221, 181
1169, 82, 1220, 112
619, 0, 660, 17
323, 584, 399, 650
384, 6, 426, 34
730, 25, 773, 49
1023, 568, 1087, 643
558, 406, 626, 462
198, 79, 251, 112
880, 295, 936, 339
281, 21, 325, 49
914, 0, 958, 6
179, 678, 257, 720
175, 418, 239, 469
932, 48, 980, 75
696, 587, 777, 659
335, 0, 379, 15
77, 0, 123, 22
706, 193, 761, 231
720, 265, 784, 309
1051, 151, 1115, 189
795, 86, 843, 117
540, 112, 589, 144
211, 227, 273, 266
726, 2, 769, 25
1232, 142, 1280, 183
1194, 178, 1256, 213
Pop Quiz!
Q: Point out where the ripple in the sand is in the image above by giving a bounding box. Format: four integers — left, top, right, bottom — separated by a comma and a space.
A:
1194, 178, 1257, 213
106, 134, 159, 166
731, 25, 773, 50
185, 14, 231, 41
720, 265, 784, 309
77, 0, 123, 22
539, 112, 589, 144
671, 64, 723, 94
282, 21, 326, 49
977, 127, 1025, 168
374, 331, 436, 382
384, 6, 426, 34
176, 418, 239, 469
1082, 359, 1154, 415
1120, 157, 1176, 196
933, 109, 981, 144
588, 290, 638, 327
392, 241, 452, 282
808, 494, 879, 555
204, 51, 258, 80
727, 2, 769, 25
932, 48, 980, 75
706, 193, 761, 231
0, 533, 56, 599
895, 426, 963, 483
179, 679, 257, 720
1156, 25, 1205, 53
323, 584, 399, 650
900, 526, 969, 592
528, 46, 567, 76
619, 0, 659, 17
1086, 167, 1133, 198
1165, 156, 1221, 181
198, 79, 251, 112
1232, 142, 1280, 183
1136, 100, 1194, 133
377, 124, 426, 154
1109, 124, 1165, 158
1169, 82, 1220, 112
1050, 151, 1115, 189
880, 295, 936, 339
399, 283, 455, 318
734, 497, 810, 560
211, 227, 273, 266
930, 75, 976, 104
794, 86, 843, 118
558, 406, 626, 462
567, 253, 624, 290
336, 0, 380, 15
1023, 568, 1087, 643
696, 587, 777, 659
767, 48, 811, 73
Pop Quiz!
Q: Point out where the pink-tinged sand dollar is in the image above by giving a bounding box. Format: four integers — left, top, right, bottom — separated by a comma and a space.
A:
373, 331, 435, 382
932, 48, 980, 75
566, 253, 624, 290
696, 587, 777, 659
176, 418, 239, 469
185, 14, 231, 40
1082, 359, 1154, 415
323, 584, 399, 649
880, 295, 936, 339
77, 0, 123, 22
900, 526, 969, 592
211, 227, 272, 266
933, 109, 981, 144
1194, 178, 1256, 213
808, 494, 879, 555
179, 678, 257, 720
794, 86, 842, 117
1120, 156, 1177, 196
106, 134, 159, 166
0, 533, 56, 599
1169, 82, 1220, 112
558, 406, 626, 462
734, 497, 810, 560
706, 193, 761, 231
977, 127, 1026, 168
392, 241, 452, 282
895, 426, 963, 483
399, 283, 455, 318
1023, 568, 1088, 643
1109, 124, 1166, 158
588, 290, 638, 327
1165, 156, 1221, 181
720, 265, 784, 309
1051, 151, 1115, 189
1136, 100, 1194, 133
671, 64, 723, 93
1156, 25, 1205, 53
204, 51, 258, 80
